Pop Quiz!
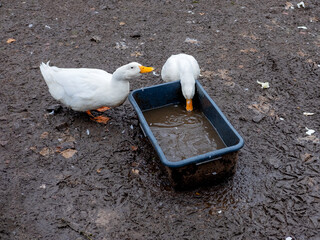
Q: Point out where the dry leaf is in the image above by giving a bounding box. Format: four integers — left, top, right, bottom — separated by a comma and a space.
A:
39, 147, 51, 157
131, 162, 138, 167
7, 38, 16, 44
30, 146, 37, 152
130, 51, 142, 57
58, 134, 76, 143
217, 69, 232, 81
310, 17, 318, 22
285, 2, 294, 10
200, 70, 215, 78
60, 149, 77, 158
131, 169, 139, 175
224, 81, 235, 88
248, 97, 275, 116
55, 146, 62, 153
119, 22, 126, 26
40, 132, 49, 139
131, 145, 138, 151
301, 153, 312, 162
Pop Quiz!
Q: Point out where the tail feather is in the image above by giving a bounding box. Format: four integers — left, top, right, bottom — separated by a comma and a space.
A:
40, 61, 53, 84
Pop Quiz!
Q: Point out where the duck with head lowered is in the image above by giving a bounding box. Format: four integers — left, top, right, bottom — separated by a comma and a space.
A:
161, 53, 200, 112
40, 61, 154, 123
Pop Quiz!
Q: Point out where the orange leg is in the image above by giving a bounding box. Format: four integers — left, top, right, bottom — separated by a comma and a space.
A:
86, 110, 110, 124
86, 110, 94, 117
96, 106, 111, 112
91, 116, 110, 124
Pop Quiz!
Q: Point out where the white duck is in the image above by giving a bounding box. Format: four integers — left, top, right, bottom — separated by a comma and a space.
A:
161, 53, 200, 112
40, 61, 154, 123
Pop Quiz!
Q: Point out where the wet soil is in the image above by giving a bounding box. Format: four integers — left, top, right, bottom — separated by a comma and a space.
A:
1, 0, 319, 239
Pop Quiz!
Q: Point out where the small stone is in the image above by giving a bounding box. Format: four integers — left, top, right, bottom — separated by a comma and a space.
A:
252, 114, 264, 123
239, 116, 247, 121
267, 157, 281, 169
90, 35, 101, 42
130, 32, 141, 38
46, 104, 62, 113
55, 122, 69, 131
0, 140, 8, 146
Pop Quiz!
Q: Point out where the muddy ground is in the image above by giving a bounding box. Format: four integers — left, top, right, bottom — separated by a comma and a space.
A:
1, 0, 319, 239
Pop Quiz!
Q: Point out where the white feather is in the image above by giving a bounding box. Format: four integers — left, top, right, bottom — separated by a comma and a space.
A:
40, 62, 148, 112
161, 53, 200, 100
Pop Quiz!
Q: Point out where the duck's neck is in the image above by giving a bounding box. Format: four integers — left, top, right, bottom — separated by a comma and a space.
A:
180, 71, 195, 99
180, 70, 195, 84
112, 68, 128, 82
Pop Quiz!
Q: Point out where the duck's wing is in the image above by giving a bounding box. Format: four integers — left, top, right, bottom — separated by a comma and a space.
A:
188, 56, 200, 79
161, 56, 181, 82
40, 62, 111, 101
161, 54, 200, 82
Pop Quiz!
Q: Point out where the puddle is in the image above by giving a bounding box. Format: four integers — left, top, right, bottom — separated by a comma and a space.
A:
143, 104, 225, 162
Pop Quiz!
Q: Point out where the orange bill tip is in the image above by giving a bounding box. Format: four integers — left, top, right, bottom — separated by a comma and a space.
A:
139, 65, 154, 73
186, 99, 193, 112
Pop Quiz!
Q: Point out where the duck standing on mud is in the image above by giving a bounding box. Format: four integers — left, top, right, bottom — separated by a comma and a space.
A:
40, 62, 154, 124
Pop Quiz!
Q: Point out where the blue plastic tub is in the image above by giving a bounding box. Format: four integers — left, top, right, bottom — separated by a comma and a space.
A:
129, 80, 244, 188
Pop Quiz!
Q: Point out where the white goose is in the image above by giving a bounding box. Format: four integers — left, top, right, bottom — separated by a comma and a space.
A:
161, 53, 200, 111
40, 62, 154, 123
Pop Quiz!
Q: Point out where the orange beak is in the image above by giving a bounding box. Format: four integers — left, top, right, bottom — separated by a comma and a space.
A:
186, 99, 193, 112
139, 65, 154, 73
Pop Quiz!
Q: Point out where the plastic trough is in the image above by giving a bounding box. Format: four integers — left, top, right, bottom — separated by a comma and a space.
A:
129, 80, 244, 189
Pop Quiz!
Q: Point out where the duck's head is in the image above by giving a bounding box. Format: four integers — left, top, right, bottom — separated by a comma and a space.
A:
114, 62, 154, 80
180, 76, 196, 112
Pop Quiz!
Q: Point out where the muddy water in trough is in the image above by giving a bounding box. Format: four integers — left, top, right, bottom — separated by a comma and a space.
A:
143, 104, 225, 162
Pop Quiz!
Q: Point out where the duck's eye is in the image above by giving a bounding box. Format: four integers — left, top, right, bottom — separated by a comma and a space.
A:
131, 67, 134, 69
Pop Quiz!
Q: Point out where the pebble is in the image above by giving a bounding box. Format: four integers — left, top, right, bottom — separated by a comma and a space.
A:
91, 35, 101, 42
0, 140, 8, 146
46, 104, 62, 113
252, 114, 264, 123
130, 32, 141, 38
